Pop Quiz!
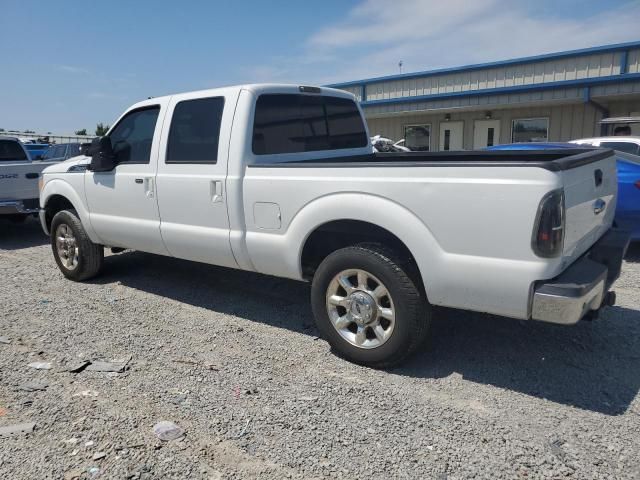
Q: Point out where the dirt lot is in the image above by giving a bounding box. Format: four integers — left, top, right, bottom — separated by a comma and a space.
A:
1, 218, 639, 479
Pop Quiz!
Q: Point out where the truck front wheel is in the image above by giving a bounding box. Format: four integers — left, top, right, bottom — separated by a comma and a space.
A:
311, 243, 431, 368
50, 209, 104, 281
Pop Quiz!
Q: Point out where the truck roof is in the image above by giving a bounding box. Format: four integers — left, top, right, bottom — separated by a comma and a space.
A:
128, 84, 354, 110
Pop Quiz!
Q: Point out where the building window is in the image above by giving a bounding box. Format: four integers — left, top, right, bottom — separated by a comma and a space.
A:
404, 124, 431, 151
511, 118, 549, 143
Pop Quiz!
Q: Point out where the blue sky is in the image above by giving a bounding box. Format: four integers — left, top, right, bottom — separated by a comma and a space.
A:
1, 0, 639, 133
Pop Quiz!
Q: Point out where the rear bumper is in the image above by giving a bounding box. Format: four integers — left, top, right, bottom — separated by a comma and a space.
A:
531, 228, 631, 325
0, 198, 39, 215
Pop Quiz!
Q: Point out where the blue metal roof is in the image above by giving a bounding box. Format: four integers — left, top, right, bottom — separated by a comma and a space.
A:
328, 41, 640, 89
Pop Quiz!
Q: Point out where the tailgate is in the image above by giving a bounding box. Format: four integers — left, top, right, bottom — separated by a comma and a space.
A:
562, 150, 617, 260
0, 162, 47, 201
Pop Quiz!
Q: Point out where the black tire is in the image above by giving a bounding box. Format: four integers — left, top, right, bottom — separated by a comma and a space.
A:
311, 243, 431, 368
50, 209, 104, 281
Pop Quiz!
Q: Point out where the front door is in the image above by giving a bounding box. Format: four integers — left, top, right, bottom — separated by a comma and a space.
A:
473, 119, 501, 149
155, 90, 237, 268
439, 121, 464, 151
84, 102, 169, 255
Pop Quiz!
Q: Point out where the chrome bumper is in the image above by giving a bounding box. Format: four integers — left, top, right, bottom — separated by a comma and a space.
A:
0, 199, 39, 215
532, 229, 631, 325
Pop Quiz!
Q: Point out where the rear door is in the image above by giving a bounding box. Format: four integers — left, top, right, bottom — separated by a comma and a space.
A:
562, 152, 618, 259
155, 89, 238, 267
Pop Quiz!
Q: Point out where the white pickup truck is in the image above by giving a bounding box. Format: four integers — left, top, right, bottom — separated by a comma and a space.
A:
39, 84, 631, 367
0, 136, 52, 221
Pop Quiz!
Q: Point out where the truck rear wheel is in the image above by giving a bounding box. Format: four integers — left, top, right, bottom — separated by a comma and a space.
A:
51, 209, 104, 281
311, 243, 430, 368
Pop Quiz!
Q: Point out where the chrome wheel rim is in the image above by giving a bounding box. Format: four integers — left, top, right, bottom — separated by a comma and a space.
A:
326, 269, 395, 349
55, 223, 79, 270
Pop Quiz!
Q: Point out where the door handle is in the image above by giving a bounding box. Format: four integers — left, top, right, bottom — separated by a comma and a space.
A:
144, 177, 154, 198
135, 178, 143, 184
25, 173, 40, 179
210, 180, 223, 203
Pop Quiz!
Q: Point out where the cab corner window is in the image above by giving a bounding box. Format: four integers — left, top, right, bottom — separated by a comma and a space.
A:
167, 97, 225, 164
109, 106, 160, 164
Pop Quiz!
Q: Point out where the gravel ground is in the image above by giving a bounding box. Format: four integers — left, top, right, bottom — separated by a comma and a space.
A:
1, 218, 640, 480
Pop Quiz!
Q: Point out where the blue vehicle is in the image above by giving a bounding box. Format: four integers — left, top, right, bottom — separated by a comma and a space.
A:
22, 143, 50, 160
487, 142, 640, 241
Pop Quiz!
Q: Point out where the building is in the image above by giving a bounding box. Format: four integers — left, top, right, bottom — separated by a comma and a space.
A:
328, 41, 640, 151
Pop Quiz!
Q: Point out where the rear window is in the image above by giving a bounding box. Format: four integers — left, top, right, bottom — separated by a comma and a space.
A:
252, 94, 367, 155
0, 140, 28, 161
599, 141, 640, 156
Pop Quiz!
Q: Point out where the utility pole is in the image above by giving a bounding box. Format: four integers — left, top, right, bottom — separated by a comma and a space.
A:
399, 60, 403, 74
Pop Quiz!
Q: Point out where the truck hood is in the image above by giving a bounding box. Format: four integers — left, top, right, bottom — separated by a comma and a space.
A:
42, 155, 91, 174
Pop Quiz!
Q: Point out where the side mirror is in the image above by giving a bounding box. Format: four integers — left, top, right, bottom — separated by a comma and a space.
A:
87, 136, 116, 172
35, 155, 44, 160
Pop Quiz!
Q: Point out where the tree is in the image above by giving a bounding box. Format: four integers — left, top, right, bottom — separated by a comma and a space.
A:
23, 129, 35, 133
75, 128, 88, 136
95, 123, 109, 136
0, 128, 5, 132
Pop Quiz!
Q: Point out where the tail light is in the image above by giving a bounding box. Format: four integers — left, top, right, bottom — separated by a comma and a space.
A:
635, 180, 640, 190
532, 189, 565, 258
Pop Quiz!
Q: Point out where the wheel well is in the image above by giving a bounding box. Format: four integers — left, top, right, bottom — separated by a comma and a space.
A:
300, 220, 417, 280
44, 195, 75, 231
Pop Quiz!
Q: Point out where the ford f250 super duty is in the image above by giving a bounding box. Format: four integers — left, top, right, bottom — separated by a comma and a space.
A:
0, 136, 57, 222
38, 84, 631, 367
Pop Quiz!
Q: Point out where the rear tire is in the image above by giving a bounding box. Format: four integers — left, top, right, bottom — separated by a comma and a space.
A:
51, 209, 104, 281
311, 243, 430, 368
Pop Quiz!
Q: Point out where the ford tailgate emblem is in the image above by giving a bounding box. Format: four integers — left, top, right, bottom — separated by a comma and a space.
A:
593, 198, 606, 215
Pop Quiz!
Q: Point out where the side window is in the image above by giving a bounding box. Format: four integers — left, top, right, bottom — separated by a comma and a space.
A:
252, 94, 367, 156
53, 145, 66, 158
108, 106, 160, 164
166, 97, 224, 164
0, 140, 28, 161
599, 141, 640, 156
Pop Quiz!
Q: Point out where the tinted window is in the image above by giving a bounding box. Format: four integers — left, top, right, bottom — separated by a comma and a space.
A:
52, 145, 66, 158
512, 118, 549, 143
252, 94, 367, 155
324, 96, 369, 150
109, 106, 160, 164
599, 141, 640, 156
43, 147, 57, 160
167, 97, 224, 163
65, 143, 82, 158
0, 140, 28, 161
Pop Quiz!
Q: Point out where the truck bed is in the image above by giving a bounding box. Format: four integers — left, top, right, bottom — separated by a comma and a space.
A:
253, 148, 611, 172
